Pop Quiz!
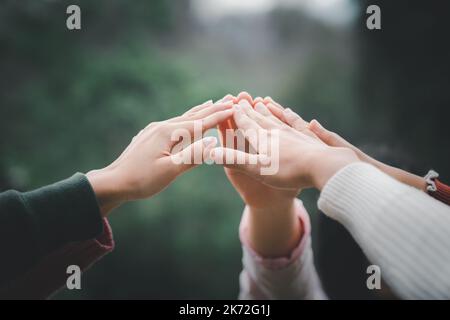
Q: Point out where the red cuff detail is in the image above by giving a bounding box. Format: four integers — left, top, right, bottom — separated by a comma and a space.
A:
0, 218, 114, 299
430, 179, 450, 206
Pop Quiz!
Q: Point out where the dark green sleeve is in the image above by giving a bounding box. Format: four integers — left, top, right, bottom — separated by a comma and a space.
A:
0, 173, 103, 287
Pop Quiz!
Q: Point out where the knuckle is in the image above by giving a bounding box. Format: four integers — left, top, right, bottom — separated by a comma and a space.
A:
147, 121, 160, 130
329, 132, 340, 144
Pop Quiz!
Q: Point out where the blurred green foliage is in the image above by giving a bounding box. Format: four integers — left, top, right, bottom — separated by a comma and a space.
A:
1, 0, 447, 299
0, 0, 242, 299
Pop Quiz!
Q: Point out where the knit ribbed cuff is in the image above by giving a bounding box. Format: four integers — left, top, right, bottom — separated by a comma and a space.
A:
317, 162, 404, 225
317, 162, 450, 299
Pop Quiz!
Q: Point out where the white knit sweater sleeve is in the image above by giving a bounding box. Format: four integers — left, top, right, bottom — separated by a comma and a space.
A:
318, 162, 450, 299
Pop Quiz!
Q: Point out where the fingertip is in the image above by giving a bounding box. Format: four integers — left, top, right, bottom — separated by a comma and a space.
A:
263, 96, 272, 104
238, 99, 252, 109
254, 102, 269, 114
222, 94, 236, 102
253, 96, 264, 106
309, 119, 322, 132
237, 91, 253, 104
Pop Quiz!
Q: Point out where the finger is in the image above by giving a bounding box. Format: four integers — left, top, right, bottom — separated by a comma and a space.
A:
209, 147, 269, 180
254, 102, 286, 127
239, 99, 275, 129
253, 96, 264, 106
253, 101, 271, 116
309, 119, 347, 147
237, 91, 253, 105
173, 109, 234, 134
232, 104, 266, 152
182, 100, 213, 117
217, 121, 226, 145
170, 136, 218, 171
220, 94, 237, 103
263, 96, 284, 110
266, 103, 287, 123
233, 104, 263, 132
283, 108, 309, 131
217, 96, 236, 148
186, 101, 233, 121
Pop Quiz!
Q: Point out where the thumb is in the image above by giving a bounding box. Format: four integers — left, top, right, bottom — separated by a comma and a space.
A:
208, 147, 269, 179
170, 136, 218, 172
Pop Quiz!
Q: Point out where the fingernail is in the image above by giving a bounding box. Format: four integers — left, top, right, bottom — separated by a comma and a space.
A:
285, 108, 292, 113
219, 100, 233, 107
264, 96, 273, 103
312, 119, 323, 130
222, 95, 234, 102
234, 104, 242, 111
255, 103, 267, 112
203, 136, 217, 147
253, 97, 263, 104
204, 99, 213, 105
239, 100, 252, 109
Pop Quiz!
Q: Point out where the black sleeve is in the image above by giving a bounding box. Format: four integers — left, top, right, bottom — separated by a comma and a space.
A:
0, 173, 103, 287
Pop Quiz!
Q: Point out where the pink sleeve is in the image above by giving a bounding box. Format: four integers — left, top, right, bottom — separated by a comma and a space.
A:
238, 199, 327, 300
0, 218, 114, 299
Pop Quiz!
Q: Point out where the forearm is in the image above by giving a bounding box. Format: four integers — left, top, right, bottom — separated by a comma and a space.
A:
247, 199, 302, 258
318, 162, 450, 299
368, 158, 427, 191
239, 200, 327, 300
0, 173, 104, 287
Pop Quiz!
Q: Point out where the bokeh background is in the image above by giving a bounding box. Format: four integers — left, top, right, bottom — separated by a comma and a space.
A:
1, 0, 449, 299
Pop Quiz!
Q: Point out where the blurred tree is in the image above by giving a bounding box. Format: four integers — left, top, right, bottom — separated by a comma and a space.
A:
0, 0, 243, 299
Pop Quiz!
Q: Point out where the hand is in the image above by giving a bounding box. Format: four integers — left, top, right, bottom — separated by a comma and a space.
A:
263, 97, 426, 191
308, 118, 427, 191
87, 100, 233, 216
210, 98, 359, 191
218, 92, 299, 208
217, 92, 301, 257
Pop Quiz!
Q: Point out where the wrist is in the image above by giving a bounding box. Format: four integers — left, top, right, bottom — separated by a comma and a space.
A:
310, 147, 360, 190
248, 197, 296, 215
86, 167, 128, 217
247, 198, 302, 258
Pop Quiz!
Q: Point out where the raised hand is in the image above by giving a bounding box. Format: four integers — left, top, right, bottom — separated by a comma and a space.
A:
266, 98, 426, 191
210, 97, 359, 191
87, 100, 233, 216
217, 92, 301, 257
